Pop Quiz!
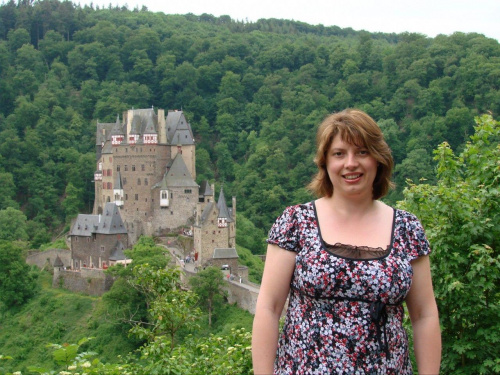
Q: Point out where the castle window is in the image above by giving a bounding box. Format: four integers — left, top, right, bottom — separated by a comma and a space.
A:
145, 178, 148, 186
108, 169, 112, 176
126, 148, 128, 153
184, 189, 192, 194
75, 237, 78, 242
171, 211, 173, 215
125, 194, 128, 200
124, 165, 128, 171
117, 165, 120, 172
161, 191, 167, 199
132, 165, 136, 171
135, 194, 138, 200
123, 178, 127, 185
137, 178, 141, 185
100, 246, 105, 253
141, 164, 145, 171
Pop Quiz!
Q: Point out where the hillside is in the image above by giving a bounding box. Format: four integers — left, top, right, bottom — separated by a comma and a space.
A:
0, 0, 499, 252
0, 267, 255, 373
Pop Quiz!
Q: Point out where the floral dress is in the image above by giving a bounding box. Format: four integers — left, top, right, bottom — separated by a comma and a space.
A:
267, 202, 431, 375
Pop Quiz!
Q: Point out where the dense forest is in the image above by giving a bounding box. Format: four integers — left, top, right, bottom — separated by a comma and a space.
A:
0, 0, 498, 252
0, 1, 499, 374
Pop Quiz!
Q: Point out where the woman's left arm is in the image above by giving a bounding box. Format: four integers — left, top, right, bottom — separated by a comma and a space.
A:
406, 255, 442, 375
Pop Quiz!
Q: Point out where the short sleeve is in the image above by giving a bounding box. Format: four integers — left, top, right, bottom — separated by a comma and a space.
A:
266, 205, 300, 253
403, 212, 432, 261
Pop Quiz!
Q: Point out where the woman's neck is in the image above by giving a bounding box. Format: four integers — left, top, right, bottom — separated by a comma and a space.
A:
319, 193, 381, 222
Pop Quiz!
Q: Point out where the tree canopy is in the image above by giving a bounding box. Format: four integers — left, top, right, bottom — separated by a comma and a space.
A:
0, 1, 499, 249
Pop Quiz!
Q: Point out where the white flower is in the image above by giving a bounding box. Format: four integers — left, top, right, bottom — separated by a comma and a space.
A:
82, 361, 92, 368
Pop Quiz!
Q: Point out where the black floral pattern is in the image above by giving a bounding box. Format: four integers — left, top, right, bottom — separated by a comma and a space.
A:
267, 202, 431, 375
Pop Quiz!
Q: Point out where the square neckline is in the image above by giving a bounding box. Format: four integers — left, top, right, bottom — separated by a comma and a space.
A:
311, 200, 396, 261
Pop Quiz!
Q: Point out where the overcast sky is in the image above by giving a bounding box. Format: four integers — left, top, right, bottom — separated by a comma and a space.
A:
78, 0, 500, 41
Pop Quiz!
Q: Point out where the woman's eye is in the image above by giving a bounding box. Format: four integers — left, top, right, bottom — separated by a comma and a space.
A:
359, 150, 369, 155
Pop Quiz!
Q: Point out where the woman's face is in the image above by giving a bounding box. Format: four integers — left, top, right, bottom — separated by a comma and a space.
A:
325, 135, 378, 199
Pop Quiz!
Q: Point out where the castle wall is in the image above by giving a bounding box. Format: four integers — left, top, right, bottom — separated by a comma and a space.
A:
181, 265, 259, 315
101, 151, 114, 205
152, 187, 198, 232
113, 144, 170, 221
26, 248, 71, 269
71, 233, 127, 269
171, 144, 196, 180
53, 268, 114, 296
197, 212, 233, 266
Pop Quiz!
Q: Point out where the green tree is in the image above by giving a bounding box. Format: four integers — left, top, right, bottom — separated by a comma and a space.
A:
189, 266, 227, 327
129, 264, 201, 351
0, 240, 38, 310
399, 114, 500, 374
62, 182, 83, 222
0, 207, 28, 241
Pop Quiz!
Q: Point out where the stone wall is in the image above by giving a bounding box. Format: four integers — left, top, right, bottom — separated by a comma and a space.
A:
26, 248, 71, 270
180, 262, 259, 315
53, 268, 114, 296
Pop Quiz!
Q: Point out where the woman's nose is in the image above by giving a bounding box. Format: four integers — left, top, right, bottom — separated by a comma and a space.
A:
345, 153, 359, 168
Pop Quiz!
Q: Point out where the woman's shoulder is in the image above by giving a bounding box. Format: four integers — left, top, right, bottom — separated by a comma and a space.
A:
394, 208, 422, 224
280, 201, 315, 218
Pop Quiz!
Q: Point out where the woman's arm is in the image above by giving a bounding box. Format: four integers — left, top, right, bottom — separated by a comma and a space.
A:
406, 255, 442, 374
252, 244, 296, 375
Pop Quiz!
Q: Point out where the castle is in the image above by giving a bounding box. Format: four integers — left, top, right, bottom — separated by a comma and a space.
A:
68, 107, 238, 275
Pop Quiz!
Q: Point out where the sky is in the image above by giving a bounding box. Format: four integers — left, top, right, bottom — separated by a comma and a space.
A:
79, 0, 500, 41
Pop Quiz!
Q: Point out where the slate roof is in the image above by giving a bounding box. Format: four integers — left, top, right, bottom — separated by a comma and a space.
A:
110, 115, 124, 135
53, 255, 64, 268
213, 248, 238, 259
97, 202, 128, 234
217, 187, 233, 221
70, 203, 127, 236
143, 114, 157, 134
199, 181, 213, 197
153, 153, 198, 189
109, 241, 128, 261
96, 121, 114, 145
71, 214, 99, 236
199, 201, 215, 224
130, 115, 141, 135
166, 111, 194, 145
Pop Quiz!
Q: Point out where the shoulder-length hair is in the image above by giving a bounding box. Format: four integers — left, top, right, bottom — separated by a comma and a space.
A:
307, 108, 394, 200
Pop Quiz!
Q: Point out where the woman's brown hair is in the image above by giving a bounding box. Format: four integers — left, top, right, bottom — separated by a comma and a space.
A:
307, 108, 394, 199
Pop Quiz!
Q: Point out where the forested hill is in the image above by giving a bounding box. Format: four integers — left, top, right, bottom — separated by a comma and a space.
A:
0, 0, 499, 252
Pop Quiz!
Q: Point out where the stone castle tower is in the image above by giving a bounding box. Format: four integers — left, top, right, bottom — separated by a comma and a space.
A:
91, 107, 238, 271
94, 108, 197, 242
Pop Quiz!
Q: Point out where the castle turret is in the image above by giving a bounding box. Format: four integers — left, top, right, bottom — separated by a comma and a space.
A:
128, 115, 140, 145
217, 186, 232, 228
143, 114, 158, 145
111, 115, 125, 146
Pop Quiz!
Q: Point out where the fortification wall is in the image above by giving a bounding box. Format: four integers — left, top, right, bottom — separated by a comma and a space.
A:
26, 248, 71, 270
53, 268, 114, 296
180, 261, 259, 315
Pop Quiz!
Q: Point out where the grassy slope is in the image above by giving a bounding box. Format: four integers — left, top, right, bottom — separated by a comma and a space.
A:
0, 271, 137, 373
0, 265, 257, 373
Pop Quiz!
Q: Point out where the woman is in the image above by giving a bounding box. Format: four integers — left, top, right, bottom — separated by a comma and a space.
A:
252, 109, 441, 374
